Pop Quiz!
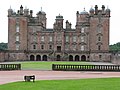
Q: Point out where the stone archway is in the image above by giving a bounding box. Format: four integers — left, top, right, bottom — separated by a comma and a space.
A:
81, 55, 86, 61
56, 55, 61, 61
75, 55, 79, 61
43, 55, 47, 61
36, 55, 41, 61
69, 55, 73, 61
30, 55, 35, 61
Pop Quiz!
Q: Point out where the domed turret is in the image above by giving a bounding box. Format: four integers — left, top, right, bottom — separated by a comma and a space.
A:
37, 7, 46, 15
56, 14, 63, 19
106, 7, 110, 17
89, 7, 94, 15
80, 8, 88, 15
8, 6, 13, 16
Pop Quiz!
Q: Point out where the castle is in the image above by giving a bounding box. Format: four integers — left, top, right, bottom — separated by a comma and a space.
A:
0, 5, 111, 62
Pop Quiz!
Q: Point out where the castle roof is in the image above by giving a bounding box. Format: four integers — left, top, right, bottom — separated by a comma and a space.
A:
56, 14, 63, 19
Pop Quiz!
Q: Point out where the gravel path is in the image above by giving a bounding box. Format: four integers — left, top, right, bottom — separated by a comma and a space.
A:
1, 70, 120, 85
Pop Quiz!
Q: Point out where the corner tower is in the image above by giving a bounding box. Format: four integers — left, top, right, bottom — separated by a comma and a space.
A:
8, 5, 28, 51
89, 5, 110, 51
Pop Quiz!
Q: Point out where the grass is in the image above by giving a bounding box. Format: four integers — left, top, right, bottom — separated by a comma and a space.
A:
20, 61, 91, 70
0, 78, 120, 90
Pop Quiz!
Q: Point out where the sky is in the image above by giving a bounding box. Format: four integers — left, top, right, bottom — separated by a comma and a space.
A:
0, 0, 119, 45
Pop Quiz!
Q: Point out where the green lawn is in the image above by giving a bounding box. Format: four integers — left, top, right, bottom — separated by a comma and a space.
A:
20, 61, 91, 70
0, 78, 120, 90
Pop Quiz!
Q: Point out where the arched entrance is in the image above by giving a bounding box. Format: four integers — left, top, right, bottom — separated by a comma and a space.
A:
75, 55, 79, 61
36, 55, 41, 61
30, 55, 35, 61
69, 55, 73, 61
81, 55, 86, 61
42, 55, 47, 61
56, 55, 61, 61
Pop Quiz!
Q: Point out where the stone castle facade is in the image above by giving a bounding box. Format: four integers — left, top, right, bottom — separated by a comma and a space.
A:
0, 5, 111, 62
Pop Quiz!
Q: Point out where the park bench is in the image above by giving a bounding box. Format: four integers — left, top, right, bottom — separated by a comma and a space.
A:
24, 75, 35, 82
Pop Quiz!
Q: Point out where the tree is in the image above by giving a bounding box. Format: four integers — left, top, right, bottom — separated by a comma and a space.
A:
0, 43, 8, 50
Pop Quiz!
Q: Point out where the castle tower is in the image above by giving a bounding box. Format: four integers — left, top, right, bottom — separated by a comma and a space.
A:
89, 5, 110, 51
36, 8, 47, 28
76, 8, 90, 51
53, 14, 64, 31
53, 14, 65, 52
8, 5, 28, 51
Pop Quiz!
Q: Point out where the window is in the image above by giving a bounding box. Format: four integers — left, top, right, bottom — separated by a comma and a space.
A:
41, 36, 44, 42
81, 45, 84, 51
33, 45, 36, 49
49, 36, 52, 42
16, 36, 19, 41
98, 36, 101, 41
16, 44, 19, 50
16, 25, 20, 32
65, 36, 69, 42
97, 27, 102, 33
41, 45, 44, 49
73, 45, 76, 50
65, 45, 69, 50
49, 45, 52, 49
73, 36, 76, 42
98, 45, 101, 50
99, 55, 102, 60
81, 27, 85, 33
81, 36, 84, 42
33, 36, 37, 42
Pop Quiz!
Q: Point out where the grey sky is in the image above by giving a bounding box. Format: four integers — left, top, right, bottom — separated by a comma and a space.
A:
0, 0, 119, 45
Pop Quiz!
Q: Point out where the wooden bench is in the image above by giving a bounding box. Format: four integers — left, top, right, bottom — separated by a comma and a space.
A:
24, 75, 35, 82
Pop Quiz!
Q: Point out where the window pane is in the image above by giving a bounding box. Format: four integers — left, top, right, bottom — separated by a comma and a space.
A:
49, 36, 52, 42
66, 36, 69, 42
41, 45, 44, 49
16, 25, 19, 32
81, 28, 84, 33
81, 46, 84, 51
81, 36, 84, 42
16, 44, 19, 50
33, 45, 36, 49
16, 36, 19, 41
41, 36, 44, 42
49, 45, 52, 49
73, 36, 76, 42
33, 36, 37, 42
